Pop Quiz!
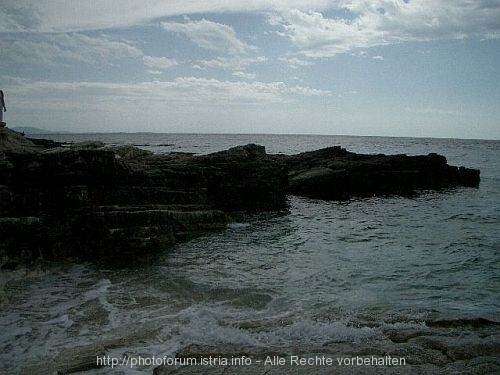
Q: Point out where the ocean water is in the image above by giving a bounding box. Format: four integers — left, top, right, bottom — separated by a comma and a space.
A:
1, 134, 499, 373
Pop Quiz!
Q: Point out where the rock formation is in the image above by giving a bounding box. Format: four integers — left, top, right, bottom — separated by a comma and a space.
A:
277, 146, 479, 200
0, 128, 479, 267
152, 318, 500, 374
0, 128, 287, 266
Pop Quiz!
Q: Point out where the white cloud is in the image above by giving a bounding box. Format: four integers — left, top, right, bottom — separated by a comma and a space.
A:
143, 56, 178, 70
0, 33, 182, 75
0, 33, 142, 66
232, 71, 256, 80
196, 56, 267, 71
271, 9, 370, 57
3, 1, 498, 60
289, 85, 331, 97
6, 77, 330, 109
0, 0, 332, 32
279, 57, 314, 69
272, 1, 500, 57
372, 55, 384, 60
161, 19, 253, 55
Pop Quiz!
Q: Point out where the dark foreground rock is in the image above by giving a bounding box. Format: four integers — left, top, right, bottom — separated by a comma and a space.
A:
0, 128, 287, 266
0, 128, 479, 266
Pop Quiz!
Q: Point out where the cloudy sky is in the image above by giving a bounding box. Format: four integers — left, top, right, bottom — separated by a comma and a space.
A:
1, 0, 499, 139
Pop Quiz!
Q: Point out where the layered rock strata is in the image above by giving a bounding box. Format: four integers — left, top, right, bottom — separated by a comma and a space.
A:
278, 146, 479, 200
0, 129, 286, 266
0, 129, 479, 266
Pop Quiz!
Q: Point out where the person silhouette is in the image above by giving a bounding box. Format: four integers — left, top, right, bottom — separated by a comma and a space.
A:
0, 90, 6, 125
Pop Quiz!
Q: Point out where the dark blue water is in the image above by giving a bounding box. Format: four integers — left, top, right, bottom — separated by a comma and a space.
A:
1, 134, 499, 373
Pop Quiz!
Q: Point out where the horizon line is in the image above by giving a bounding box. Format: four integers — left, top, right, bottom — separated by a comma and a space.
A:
16, 129, 500, 142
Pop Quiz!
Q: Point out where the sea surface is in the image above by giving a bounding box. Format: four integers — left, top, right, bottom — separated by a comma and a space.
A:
1, 134, 499, 374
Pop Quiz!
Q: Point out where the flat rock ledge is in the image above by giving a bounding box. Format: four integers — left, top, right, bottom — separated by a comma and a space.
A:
153, 320, 499, 375
16, 318, 500, 374
0, 128, 479, 266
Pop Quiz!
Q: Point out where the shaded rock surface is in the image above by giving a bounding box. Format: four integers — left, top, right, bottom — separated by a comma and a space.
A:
0, 128, 480, 266
277, 146, 480, 200
19, 322, 161, 374
0, 129, 287, 266
154, 321, 500, 375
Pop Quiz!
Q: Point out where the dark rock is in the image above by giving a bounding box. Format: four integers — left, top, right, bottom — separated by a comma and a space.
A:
196, 143, 267, 162
70, 140, 105, 149
0, 127, 40, 152
0, 129, 480, 266
281, 146, 480, 200
26, 136, 63, 148
0, 135, 287, 266
154, 338, 500, 374
194, 144, 288, 211
0, 261, 18, 270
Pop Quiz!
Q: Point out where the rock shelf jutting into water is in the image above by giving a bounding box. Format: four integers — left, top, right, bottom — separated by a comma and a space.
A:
0, 128, 479, 267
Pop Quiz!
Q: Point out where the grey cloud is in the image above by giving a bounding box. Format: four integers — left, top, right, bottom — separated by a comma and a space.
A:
0, 3, 42, 32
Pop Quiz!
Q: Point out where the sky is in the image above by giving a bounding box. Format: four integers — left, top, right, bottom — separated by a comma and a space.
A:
1, 0, 499, 139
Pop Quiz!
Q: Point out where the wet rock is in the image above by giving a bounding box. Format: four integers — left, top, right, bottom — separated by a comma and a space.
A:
446, 356, 500, 375
154, 323, 500, 375
154, 335, 500, 375
20, 344, 105, 375
409, 334, 500, 361
19, 322, 162, 374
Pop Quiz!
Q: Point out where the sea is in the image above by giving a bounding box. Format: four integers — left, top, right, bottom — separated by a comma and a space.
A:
1, 133, 499, 374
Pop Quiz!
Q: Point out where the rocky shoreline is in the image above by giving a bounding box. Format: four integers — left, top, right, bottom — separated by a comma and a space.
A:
152, 318, 500, 374
18, 318, 500, 374
0, 128, 480, 267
